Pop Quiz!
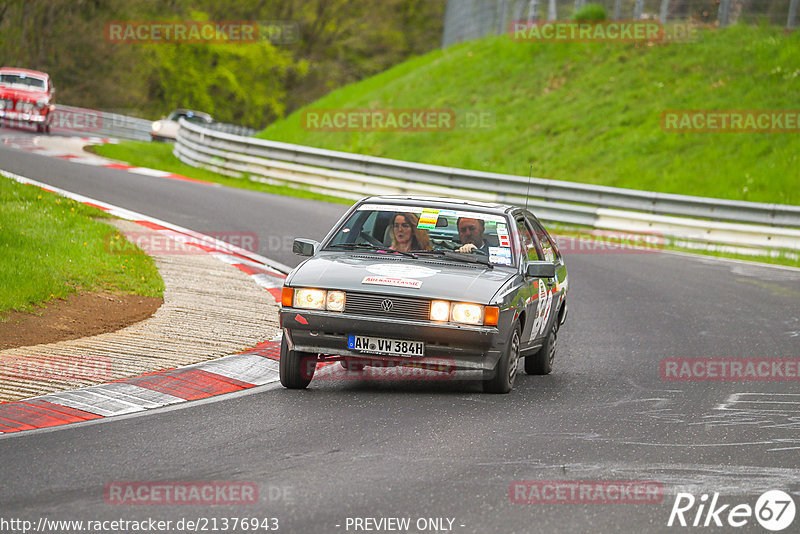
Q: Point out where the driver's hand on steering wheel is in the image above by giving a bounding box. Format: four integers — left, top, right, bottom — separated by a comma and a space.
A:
456, 243, 478, 253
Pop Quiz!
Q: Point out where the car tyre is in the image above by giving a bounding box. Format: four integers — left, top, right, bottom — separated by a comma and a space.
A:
525, 321, 556, 375
483, 323, 521, 394
279, 335, 316, 389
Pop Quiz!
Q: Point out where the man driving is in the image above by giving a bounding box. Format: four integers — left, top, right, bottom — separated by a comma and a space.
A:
456, 217, 489, 254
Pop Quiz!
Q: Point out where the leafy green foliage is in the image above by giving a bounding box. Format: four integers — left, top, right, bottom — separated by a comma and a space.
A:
574, 3, 608, 21
144, 40, 305, 127
0, 0, 445, 127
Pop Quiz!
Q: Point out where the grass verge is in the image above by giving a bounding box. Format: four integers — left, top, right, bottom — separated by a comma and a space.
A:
88, 141, 351, 205
0, 176, 164, 316
258, 25, 800, 205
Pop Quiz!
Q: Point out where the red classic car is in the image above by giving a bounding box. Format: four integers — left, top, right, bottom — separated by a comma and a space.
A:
0, 67, 55, 133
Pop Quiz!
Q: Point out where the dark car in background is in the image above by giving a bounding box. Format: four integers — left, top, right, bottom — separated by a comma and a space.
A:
279, 195, 568, 393
0, 67, 55, 133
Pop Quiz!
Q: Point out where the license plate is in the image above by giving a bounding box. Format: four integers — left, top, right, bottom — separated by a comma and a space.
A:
347, 335, 424, 357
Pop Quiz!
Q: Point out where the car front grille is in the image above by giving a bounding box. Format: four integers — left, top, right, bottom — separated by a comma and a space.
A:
345, 292, 430, 321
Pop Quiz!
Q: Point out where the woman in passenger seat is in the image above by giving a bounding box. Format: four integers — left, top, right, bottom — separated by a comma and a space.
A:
389, 212, 431, 251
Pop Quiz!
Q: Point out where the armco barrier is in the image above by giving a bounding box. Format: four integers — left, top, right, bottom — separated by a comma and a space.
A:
51, 105, 257, 141
54, 105, 152, 141
173, 118, 800, 252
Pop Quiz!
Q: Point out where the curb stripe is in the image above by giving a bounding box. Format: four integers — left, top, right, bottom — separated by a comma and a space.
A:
0, 402, 92, 429
0, 163, 291, 435
22, 400, 105, 421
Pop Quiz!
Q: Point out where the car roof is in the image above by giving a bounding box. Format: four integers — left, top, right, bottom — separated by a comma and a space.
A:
169, 108, 212, 120
0, 67, 49, 80
358, 195, 517, 216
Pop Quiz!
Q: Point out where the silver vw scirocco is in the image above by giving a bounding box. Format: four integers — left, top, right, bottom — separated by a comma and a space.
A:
279, 196, 568, 393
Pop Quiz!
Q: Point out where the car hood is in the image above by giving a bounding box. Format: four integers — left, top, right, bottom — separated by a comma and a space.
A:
287, 252, 517, 304
0, 87, 48, 102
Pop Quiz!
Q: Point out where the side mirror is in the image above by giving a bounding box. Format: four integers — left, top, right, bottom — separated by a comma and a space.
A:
526, 262, 556, 278
293, 238, 319, 256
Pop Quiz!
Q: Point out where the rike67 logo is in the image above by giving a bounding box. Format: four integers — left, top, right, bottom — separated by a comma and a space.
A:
668, 490, 796, 531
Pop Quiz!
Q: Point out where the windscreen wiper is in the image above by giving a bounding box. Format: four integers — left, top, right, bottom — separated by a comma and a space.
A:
416, 249, 493, 268
327, 242, 417, 258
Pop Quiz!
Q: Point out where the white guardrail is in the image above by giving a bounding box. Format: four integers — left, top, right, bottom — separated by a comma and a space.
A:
52, 105, 257, 142
53, 105, 152, 141
173, 118, 800, 255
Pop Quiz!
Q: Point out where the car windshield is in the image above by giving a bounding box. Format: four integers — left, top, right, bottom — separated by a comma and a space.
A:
0, 74, 46, 90
167, 111, 210, 123
326, 203, 515, 267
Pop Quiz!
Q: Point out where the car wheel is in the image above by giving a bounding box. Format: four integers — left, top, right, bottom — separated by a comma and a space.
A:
525, 321, 557, 375
483, 323, 521, 394
279, 335, 316, 389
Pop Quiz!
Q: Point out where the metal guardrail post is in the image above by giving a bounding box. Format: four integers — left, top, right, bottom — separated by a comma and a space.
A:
659, 0, 670, 23
718, 0, 730, 27
528, 0, 540, 21
789, 0, 799, 29
634, 0, 644, 20
613, 0, 622, 20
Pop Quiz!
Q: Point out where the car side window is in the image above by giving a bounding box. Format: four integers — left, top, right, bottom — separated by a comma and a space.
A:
515, 218, 540, 263
525, 214, 558, 263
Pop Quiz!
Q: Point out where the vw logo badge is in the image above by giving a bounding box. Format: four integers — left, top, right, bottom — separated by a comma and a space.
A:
381, 299, 394, 312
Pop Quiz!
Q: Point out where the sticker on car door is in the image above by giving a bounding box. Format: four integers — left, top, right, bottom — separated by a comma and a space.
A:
530, 279, 553, 340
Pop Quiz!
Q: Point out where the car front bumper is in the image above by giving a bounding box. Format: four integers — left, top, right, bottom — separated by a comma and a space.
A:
0, 110, 47, 123
280, 308, 506, 371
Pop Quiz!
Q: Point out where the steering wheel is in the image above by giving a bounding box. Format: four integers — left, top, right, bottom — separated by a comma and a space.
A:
359, 231, 385, 247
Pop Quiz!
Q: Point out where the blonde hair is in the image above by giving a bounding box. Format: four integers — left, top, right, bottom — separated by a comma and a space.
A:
390, 212, 431, 251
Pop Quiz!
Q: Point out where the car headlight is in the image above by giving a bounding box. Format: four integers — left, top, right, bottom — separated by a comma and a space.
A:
152, 120, 162, 132
288, 288, 346, 311
35, 99, 47, 108
294, 288, 326, 310
429, 300, 499, 325
430, 300, 450, 322
326, 291, 346, 311
451, 303, 484, 325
